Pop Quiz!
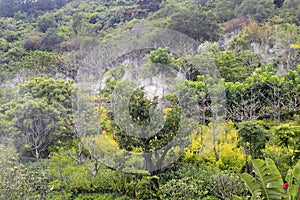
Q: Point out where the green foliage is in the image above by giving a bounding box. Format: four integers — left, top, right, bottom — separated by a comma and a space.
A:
263, 145, 291, 177
0, 0, 70, 17
215, 0, 242, 22
38, 14, 57, 33
158, 176, 206, 199
23, 32, 43, 51
74, 193, 130, 200
202, 196, 220, 200
149, 48, 173, 65
0, 145, 49, 199
159, 162, 248, 199
0, 0, 300, 199
47, 148, 91, 197
113, 87, 182, 171
19, 77, 73, 110
235, 0, 275, 22
273, 124, 300, 164
10, 77, 74, 158
21, 50, 61, 76
158, 163, 211, 199
214, 50, 258, 82
208, 172, 248, 199
281, 0, 300, 25
238, 121, 268, 159
285, 160, 300, 200
240, 158, 284, 200
0, 38, 9, 52
167, 8, 219, 42
40, 28, 65, 51
14, 97, 62, 159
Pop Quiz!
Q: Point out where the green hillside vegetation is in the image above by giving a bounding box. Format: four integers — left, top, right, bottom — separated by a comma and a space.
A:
0, 0, 300, 199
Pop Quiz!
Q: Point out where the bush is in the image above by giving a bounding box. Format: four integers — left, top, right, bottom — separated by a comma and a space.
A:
149, 48, 173, 64
207, 172, 248, 199
158, 163, 214, 199
74, 193, 130, 200
202, 196, 220, 200
158, 176, 207, 200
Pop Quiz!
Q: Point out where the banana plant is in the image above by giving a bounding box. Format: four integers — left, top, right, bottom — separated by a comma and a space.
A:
240, 158, 284, 200
285, 160, 300, 200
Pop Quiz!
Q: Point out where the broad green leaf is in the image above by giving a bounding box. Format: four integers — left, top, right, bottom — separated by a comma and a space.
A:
250, 159, 283, 200
292, 160, 300, 183
240, 173, 262, 199
233, 195, 243, 200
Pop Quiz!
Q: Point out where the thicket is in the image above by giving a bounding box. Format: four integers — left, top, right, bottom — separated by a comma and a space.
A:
0, 0, 300, 199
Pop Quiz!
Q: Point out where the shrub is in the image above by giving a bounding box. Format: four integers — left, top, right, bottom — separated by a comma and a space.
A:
74, 193, 130, 200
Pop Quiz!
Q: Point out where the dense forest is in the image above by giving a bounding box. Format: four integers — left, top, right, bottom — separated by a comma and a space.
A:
0, 0, 300, 199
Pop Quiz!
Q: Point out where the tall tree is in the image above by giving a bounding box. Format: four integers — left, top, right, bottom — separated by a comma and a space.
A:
13, 77, 73, 158
238, 121, 268, 172
14, 98, 61, 159
168, 9, 219, 42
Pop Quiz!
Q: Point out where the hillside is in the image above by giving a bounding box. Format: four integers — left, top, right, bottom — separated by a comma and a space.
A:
0, 0, 300, 199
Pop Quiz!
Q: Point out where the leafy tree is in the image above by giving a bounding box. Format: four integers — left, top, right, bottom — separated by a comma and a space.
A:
72, 13, 83, 35
273, 124, 300, 165
14, 97, 63, 159
262, 73, 288, 125
186, 77, 211, 143
13, 77, 73, 158
40, 28, 65, 51
0, 0, 70, 17
0, 144, 49, 199
284, 66, 300, 114
37, 14, 57, 33
226, 80, 262, 122
215, 50, 258, 82
168, 9, 219, 42
138, 0, 162, 12
47, 147, 88, 198
149, 48, 173, 65
235, 0, 275, 22
0, 0, 22, 17
281, 0, 300, 25
273, 24, 300, 70
23, 32, 42, 51
0, 38, 9, 52
215, 0, 243, 22
237, 121, 268, 172
22, 50, 61, 76
19, 77, 73, 110
113, 87, 182, 172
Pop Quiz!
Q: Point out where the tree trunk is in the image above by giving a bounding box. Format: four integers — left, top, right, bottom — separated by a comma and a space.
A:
144, 152, 153, 171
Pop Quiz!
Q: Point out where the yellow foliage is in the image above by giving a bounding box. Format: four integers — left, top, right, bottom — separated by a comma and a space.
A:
182, 125, 210, 162
183, 121, 246, 171
164, 107, 173, 116
98, 106, 112, 130
215, 121, 246, 171
85, 132, 121, 157
290, 44, 300, 49
216, 143, 245, 172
